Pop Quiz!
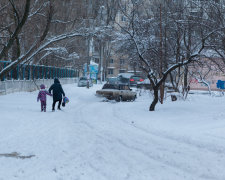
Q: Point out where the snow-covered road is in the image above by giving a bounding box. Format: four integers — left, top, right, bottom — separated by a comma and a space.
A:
0, 83, 225, 180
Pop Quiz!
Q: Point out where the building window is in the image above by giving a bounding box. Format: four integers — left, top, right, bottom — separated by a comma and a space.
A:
120, 59, 125, 65
110, 59, 114, 64
119, 69, 126, 73
108, 69, 114, 75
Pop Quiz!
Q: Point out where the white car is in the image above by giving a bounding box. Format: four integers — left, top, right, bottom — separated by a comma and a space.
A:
77, 77, 93, 87
96, 84, 137, 102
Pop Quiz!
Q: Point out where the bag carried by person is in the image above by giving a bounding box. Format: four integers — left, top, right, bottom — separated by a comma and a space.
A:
62, 96, 69, 107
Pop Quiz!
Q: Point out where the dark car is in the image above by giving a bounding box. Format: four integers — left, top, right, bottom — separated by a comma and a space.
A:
117, 73, 134, 86
129, 75, 144, 87
137, 78, 152, 90
106, 77, 118, 85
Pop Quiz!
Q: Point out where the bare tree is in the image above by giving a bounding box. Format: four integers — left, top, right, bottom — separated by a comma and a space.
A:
0, 0, 115, 80
115, 0, 208, 111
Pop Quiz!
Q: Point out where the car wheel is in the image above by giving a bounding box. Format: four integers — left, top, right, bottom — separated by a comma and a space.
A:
132, 95, 136, 101
115, 95, 122, 102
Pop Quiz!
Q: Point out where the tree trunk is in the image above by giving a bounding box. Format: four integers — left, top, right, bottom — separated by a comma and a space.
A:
184, 65, 188, 92
0, 0, 31, 60
149, 87, 159, 111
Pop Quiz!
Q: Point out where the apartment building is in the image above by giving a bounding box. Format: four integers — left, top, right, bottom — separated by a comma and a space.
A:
106, 0, 142, 78
189, 58, 225, 91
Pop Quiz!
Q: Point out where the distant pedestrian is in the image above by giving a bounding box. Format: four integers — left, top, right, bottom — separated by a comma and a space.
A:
37, 84, 52, 112
49, 78, 65, 111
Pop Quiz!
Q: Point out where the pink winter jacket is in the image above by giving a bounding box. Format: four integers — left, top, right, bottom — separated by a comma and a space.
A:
37, 89, 52, 102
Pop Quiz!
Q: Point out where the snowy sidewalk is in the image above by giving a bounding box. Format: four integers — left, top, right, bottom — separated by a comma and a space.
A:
0, 84, 225, 180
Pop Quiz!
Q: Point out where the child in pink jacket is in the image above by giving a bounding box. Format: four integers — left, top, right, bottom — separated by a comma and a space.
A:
37, 84, 52, 112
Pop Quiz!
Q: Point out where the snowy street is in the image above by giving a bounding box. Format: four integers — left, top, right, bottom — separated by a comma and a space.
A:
1, 83, 225, 180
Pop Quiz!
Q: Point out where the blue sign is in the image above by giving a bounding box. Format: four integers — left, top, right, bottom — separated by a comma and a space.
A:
83, 63, 98, 84
83, 64, 98, 74
90, 65, 98, 73
217, 80, 225, 89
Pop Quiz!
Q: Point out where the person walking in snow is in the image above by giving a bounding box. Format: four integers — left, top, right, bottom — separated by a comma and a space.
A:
37, 84, 52, 112
49, 78, 65, 111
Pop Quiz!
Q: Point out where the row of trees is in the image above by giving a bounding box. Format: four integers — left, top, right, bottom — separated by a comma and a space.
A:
114, 0, 225, 110
0, 0, 119, 80
1, 0, 225, 111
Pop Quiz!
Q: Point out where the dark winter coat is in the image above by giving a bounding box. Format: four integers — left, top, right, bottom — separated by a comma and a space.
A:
49, 78, 65, 101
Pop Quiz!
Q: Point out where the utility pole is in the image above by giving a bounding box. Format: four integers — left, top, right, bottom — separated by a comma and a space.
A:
86, 35, 90, 89
100, 40, 104, 83
160, 3, 164, 104
86, 0, 93, 89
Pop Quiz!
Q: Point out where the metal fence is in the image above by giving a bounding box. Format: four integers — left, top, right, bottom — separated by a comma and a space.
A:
0, 61, 79, 81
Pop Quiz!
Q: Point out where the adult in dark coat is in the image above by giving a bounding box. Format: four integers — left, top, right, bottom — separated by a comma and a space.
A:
49, 78, 65, 111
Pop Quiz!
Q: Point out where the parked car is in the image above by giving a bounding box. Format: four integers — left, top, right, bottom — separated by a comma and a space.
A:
96, 83, 137, 102
117, 73, 134, 86
137, 78, 173, 90
106, 77, 118, 85
137, 78, 152, 90
77, 77, 93, 87
129, 75, 144, 87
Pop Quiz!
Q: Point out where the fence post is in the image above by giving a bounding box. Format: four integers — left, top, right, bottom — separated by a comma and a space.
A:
27, 65, 30, 80
41, 66, 43, 79
45, 67, 47, 79
37, 66, 39, 79
3, 62, 6, 81
50, 67, 52, 79
33, 65, 35, 80
23, 65, 25, 80
17, 65, 19, 80
45, 66, 47, 79
11, 69, 13, 80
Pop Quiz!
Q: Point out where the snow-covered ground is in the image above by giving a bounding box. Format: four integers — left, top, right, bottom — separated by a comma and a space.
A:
0, 83, 225, 180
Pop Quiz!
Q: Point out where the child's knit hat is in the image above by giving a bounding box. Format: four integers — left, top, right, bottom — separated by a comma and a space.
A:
40, 84, 45, 89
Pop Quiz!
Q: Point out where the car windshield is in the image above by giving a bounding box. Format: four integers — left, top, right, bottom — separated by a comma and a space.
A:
80, 77, 87, 80
102, 84, 118, 89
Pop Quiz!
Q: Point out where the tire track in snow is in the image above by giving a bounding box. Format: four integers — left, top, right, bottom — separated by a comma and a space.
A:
108, 106, 225, 180
112, 106, 225, 155
74, 102, 200, 179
